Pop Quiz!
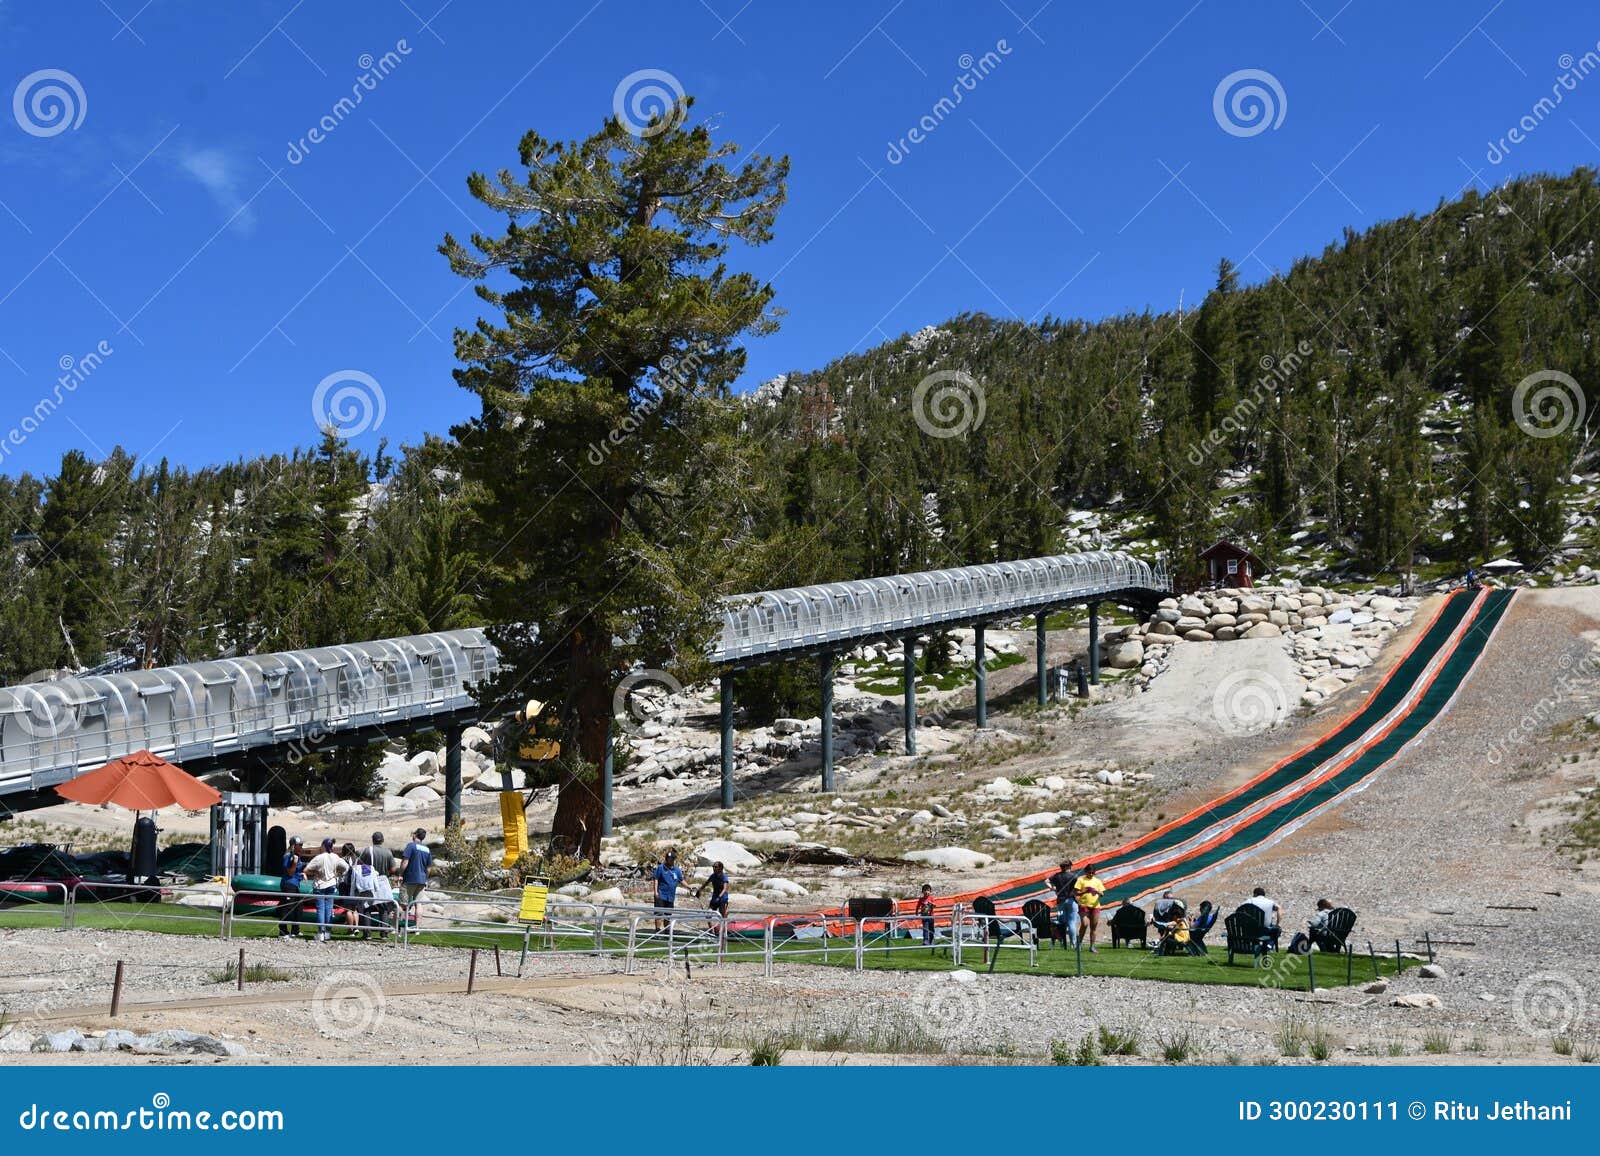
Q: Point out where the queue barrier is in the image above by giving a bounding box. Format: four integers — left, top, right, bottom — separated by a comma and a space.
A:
69, 879, 235, 936
948, 902, 1039, 969
10, 880, 1047, 978
0, 880, 73, 928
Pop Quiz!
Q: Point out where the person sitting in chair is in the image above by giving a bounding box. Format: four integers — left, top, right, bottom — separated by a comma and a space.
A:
1288, 899, 1340, 954
1246, 886, 1282, 949
1152, 890, 1190, 928
1149, 892, 1192, 955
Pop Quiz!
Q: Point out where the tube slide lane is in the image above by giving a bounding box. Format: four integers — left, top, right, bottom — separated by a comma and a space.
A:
972, 589, 1481, 909
795, 587, 1509, 936
1102, 588, 1514, 905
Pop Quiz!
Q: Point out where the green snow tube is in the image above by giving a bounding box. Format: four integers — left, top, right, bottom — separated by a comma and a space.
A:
232, 873, 285, 894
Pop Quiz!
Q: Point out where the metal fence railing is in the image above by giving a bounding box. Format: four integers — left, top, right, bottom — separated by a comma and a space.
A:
3, 883, 1055, 977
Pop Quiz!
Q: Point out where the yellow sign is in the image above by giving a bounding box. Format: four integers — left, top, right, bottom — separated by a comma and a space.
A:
519, 883, 549, 923
500, 790, 529, 868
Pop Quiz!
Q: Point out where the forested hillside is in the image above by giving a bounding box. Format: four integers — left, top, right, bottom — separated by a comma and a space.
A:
5, 169, 1600, 694
744, 168, 1600, 592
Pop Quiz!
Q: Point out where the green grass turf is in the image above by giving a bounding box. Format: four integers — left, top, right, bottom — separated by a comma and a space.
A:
0, 905, 1418, 990
792, 937, 1417, 987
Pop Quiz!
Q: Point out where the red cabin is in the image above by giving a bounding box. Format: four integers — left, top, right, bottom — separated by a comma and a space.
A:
1198, 540, 1267, 589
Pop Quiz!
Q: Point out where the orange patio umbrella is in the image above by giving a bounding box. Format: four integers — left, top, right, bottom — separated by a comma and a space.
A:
54, 749, 222, 812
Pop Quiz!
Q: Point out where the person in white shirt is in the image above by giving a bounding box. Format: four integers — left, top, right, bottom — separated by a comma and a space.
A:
357, 844, 397, 938
305, 838, 349, 942
1247, 886, 1281, 948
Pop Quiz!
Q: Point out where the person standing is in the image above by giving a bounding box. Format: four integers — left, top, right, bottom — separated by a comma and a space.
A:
696, 859, 730, 917
915, 883, 936, 947
305, 838, 348, 942
1047, 859, 1079, 948
338, 842, 362, 933
696, 859, 731, 947
400, 828, 432, 925
651, 848, 685, 932
362, 831, 398, 936
1073, 864, 1106, 953
364, 831, 397, 878
277, 835, 306, 939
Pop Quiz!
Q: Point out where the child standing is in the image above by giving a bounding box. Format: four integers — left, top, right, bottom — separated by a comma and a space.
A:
917, 883, 936, 946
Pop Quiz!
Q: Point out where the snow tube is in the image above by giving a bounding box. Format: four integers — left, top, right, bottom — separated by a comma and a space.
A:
232, 873, 286, 894
0, 881, 68, 906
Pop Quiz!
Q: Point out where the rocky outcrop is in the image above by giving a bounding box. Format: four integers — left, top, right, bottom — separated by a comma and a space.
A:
1103, 584, 1420, 701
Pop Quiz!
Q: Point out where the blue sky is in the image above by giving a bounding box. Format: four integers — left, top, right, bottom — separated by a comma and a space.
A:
2, 0, 1599, 476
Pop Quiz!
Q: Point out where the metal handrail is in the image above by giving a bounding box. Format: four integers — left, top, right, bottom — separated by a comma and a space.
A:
0, 879, 72, 928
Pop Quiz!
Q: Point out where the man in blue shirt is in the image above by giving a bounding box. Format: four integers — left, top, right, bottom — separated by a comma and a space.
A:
401, 828, 432, 924
278, 835, 305, 938
652, 848, 685, 931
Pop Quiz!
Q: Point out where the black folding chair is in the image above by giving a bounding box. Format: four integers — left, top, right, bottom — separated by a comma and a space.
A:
1109, 902, 1148, 949
1224, 904, 1278, 966
972, 895, 1025, 972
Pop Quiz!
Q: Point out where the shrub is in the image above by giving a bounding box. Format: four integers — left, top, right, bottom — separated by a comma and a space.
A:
1096, 1021, 1142, 1056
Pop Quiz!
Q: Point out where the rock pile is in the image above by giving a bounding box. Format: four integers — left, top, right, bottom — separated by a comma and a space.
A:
0, 1026, 249, 1056
1102, 585, 1420, 700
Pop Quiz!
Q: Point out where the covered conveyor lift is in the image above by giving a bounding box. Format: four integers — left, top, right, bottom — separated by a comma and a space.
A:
706, 549, 1170, 807
0, 550, 1167, 823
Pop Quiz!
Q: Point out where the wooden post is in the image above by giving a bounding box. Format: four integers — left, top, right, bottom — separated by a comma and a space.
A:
467, 947, 479, 994
1394, 939, 1402, 975
110, 960, 125, 1016
1424, 931, 1433, 964
236, 947, 245, 991
1368, 940, 1378, 979
1306, 950, 1315, 993
494, 945, 502, 977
